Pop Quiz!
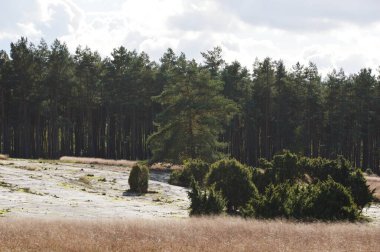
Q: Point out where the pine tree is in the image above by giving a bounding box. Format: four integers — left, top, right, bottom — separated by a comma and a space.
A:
148, 53, 237, 163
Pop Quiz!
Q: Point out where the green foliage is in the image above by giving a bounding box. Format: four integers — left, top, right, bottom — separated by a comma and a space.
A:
1, 38, 380, 176
207, 158, 258, 213
169, 159, 210, 187
255, 153, 373, 210
347, 170, 374, 209
188, 180, 226, 216
307, 177, 359, 221
272, 150, 300, 182
128, 164, 149, 193
250, 178, 359, 221
251, 168, 273, 193
147, 52, 237, 163
301, 156, 373, 208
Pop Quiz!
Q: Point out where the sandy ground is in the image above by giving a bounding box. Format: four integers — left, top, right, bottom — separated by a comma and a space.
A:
0, 158, 379, 225
0, 159, 189, 219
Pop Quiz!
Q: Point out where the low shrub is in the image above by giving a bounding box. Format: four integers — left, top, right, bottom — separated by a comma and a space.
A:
251, 177, 360, 221
188, 180, 226, 216
188, 153, 370, 221
307, 177, 359, 221
272, 150, 300, 182
169, 159, 209, 187
207, 158, 258, 213
254, 153, 373, 210
128, 164, 149, 193
251, 168, 274, 193
347, 170, 374, 209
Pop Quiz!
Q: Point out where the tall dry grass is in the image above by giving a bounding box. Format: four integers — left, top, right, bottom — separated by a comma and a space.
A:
59, 156, 137, 167
0, 217, 379, 252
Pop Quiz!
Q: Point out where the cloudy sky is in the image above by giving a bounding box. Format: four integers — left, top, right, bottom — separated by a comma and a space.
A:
1, 0, 380, 75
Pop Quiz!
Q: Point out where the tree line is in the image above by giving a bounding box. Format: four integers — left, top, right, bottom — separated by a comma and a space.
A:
0, 38, 379, 173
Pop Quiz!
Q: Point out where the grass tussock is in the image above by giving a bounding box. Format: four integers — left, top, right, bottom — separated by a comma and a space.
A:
0, 154, 9, 160
366, 175, 380, 201
59, 156, 137, 167
0, 217, 379, 252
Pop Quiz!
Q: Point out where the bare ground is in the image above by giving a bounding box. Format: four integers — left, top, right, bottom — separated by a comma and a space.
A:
0, 159, 188, 219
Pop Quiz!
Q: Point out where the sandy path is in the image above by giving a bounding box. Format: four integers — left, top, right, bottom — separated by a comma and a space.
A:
0, 159, 189, 219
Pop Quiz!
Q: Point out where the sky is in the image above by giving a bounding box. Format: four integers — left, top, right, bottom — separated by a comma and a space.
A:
1, 0, 380, 75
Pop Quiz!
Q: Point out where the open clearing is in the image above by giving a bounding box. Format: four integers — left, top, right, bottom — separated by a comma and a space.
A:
1, 159, 380, 251
0, 159, 188, 219
0, 158, 379, 223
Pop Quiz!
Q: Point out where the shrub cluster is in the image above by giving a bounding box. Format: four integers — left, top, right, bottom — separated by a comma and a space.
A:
187, 151, 374, 221
128, 164, 149, 193
251, 177, 359, 221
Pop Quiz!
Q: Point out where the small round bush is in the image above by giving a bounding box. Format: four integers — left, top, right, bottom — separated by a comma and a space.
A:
169, 159, 210, 187
128, 164, 149, 193
207, 158, 258, 213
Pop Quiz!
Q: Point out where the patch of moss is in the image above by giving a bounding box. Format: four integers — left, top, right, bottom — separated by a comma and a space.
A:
59, 182, 75, 189
0, 208, 10, 216
17, 187, 45, 196
0, 180, 12, 188
98, 177, 107, 182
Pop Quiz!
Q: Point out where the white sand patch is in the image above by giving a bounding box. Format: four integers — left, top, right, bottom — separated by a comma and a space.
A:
0, 159, 189, 219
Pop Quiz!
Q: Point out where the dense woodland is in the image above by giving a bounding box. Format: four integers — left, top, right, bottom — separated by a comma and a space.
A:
0, 38, 379, 173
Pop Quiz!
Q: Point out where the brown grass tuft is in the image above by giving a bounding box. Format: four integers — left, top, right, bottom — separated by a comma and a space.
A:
0, 217, 379, 252
59, 156, 137, 167
0, 154, 9, 160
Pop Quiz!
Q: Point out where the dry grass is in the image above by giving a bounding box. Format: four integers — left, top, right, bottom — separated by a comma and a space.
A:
366, 175, 380, 201
150, 162, 183, 171
59, 156, 137, 167
0, 154, 9, 160
59, 156, 183, 171
0, 217, 379, 252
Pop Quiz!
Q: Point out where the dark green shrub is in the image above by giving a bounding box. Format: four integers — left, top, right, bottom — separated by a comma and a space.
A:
207, 158, 258, 213
255, 183, 292, 218
251, 168, 274, 193
347, 170, 373, 209
251, 178, 359, 221
128, 164, 149, 193
307, 177, 359, 221
188, 180, 226, 215
301, 156, 351, 184
272, 150, 300, 182
301, 156, 373, 209
169, 159, 209, 187
258, 158, 273, 170
253, 182, 312, 219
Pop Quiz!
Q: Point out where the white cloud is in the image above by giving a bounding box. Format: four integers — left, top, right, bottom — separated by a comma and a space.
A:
1, 0, 380, 75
